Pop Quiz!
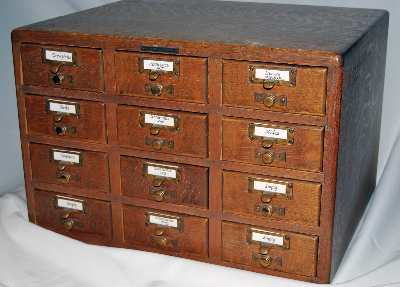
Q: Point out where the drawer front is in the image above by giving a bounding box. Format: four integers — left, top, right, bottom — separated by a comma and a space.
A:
21, 44, 103, 91
121, 156, 208, 208
123, 206, 208, 258
117, 106, 208, 157
30, 143, 109, 193
222, 117, 324, 171
25, 95, 106, 143
223, 171, 321, 226
223, 60, 327, 115
34, 190, 112, 244
115, 52, 207, 103
222, 222, 318, 277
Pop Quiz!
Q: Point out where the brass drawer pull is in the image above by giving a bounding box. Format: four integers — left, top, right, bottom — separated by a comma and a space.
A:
263, 80, 277, 90
151, 188, 167, 202
56, 171, 72, 183
61, 213, 75, 231
259, 151, 286, 164
252, 248, 283, 268
145, 137, 174, 151
53, 124, 77, 136
149, 70, 160, 81
255, 204, 286, 217
145, 83, 174, 97
254, 93, 288, 108
51, 73, 64, 85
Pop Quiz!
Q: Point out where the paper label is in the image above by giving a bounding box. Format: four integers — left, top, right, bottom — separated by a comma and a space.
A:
253, 180, 287, 195
147, 165, 177, 179
251, 231, 284, 246
149, 214, 178, 228
253, 126, 288, 140
48, 100, 77, 115
143, 59, 174, 72
57, 197, 84, 211
144, 113, 175, 127
53, 150, 80, 164
255, 68, 290, 82
45, 50, 73, 63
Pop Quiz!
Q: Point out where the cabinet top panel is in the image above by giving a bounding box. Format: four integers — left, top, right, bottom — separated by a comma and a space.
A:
17, 0, 387, 54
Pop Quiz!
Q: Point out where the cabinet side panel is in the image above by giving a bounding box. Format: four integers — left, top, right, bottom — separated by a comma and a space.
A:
332, 12, 389, 278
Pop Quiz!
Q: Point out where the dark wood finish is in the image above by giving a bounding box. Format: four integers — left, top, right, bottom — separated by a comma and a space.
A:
33, 189, 113, 244
25, 94, 106, 143
115, 52, 207, 103
223, 60, 327, 115
222, 117, 324, 172
117, 105, 208, 158
121, 156, 208, 208
223, 171, 321, 227
331, 13, 389, 278
123, 205, 208, 258
30, 143, 109, 193
21, 43, 104, 92
221, 221, 318, 278
11, 1, 389, 283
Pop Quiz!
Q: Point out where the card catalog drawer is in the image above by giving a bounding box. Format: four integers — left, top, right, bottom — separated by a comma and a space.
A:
34, 190, 112, 244
25, 95, 106, 143
222, 117, 324, 172
115, 52, 207, 103
222, 222, 318, 277
123, 206, 208, 258
30, 143, 109, 193
223, 60, 327, 115
223, 171, 321, 226
21, 44, 103, 91
117, 106, 208, 157
121, 156, 208, 208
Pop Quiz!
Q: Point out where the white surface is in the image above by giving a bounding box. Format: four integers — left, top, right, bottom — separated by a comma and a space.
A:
1, 135, 400, 287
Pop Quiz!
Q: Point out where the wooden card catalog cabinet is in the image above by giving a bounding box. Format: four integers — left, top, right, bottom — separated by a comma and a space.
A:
12, 1, 388, 283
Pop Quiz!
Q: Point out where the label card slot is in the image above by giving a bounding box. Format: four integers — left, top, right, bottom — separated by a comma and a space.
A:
145, 212, 183, 231
51, 149, 81, 165
247, 228, 289, 249
55, 195, 85, 212
46, 99, 80, 116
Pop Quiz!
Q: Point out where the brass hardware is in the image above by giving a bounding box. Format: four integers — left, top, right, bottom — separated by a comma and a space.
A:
259, 254, 273, 268
56, 171, 72, 183
50, 63, 63, 74
145, 83, 174, 97
63, 218, 75, 230
145, 137, 174, 151
263, 80, 277, 90
57, 165, 67, 171
151, 234, 168, 247
51, 73, 64, 85
53, 124, 77, 136
248, 123, 295, 146
139, 111, 180, 132
149, 70, 160, 81
151, 188, 167, 202
248, 177, 293, 199
152, 178, 164, 187
249, 65, 297, 87
261, 139, 274, 149
247, 227, 290, 249
145, 211, 183, 232
150, 126, 160, 135
263, 94, 276, 107
154, 228, 165, 236
255, 204, 286, 217
262, 151, 274, 164
53, 114, 64, 122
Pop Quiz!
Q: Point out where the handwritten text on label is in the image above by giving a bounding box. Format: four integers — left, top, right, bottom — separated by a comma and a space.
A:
45, 50, 73, 63
53, 150, 80, 164
49, 101, 77, 115
147, 165, 177, 179
143, 59, 174, 72
255, 68, 290, 82
253, 126, 288, 140
252, 231, 284, 246
57, 197, 84, 211
144, 114, 175, 127
149, 214, 178, 228
253, 180, 287, 195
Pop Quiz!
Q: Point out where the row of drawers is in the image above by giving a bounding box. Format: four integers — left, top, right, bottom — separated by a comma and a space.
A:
25, 95, 324, 172
34, 189, 318, 278
30, 143, 321, 227
21, 44, 327, 116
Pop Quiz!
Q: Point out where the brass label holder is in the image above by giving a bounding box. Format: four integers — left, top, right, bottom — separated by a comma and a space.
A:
145, 211, 183, 232
139, 57, 180, 78
248, 177, 293, 199
249, 64, 296, 88
46, 99, 80, 118
139, 111, 180, 133
50, 148, 82, 166
248, 123, 294, 146
247, 227, 290, 250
